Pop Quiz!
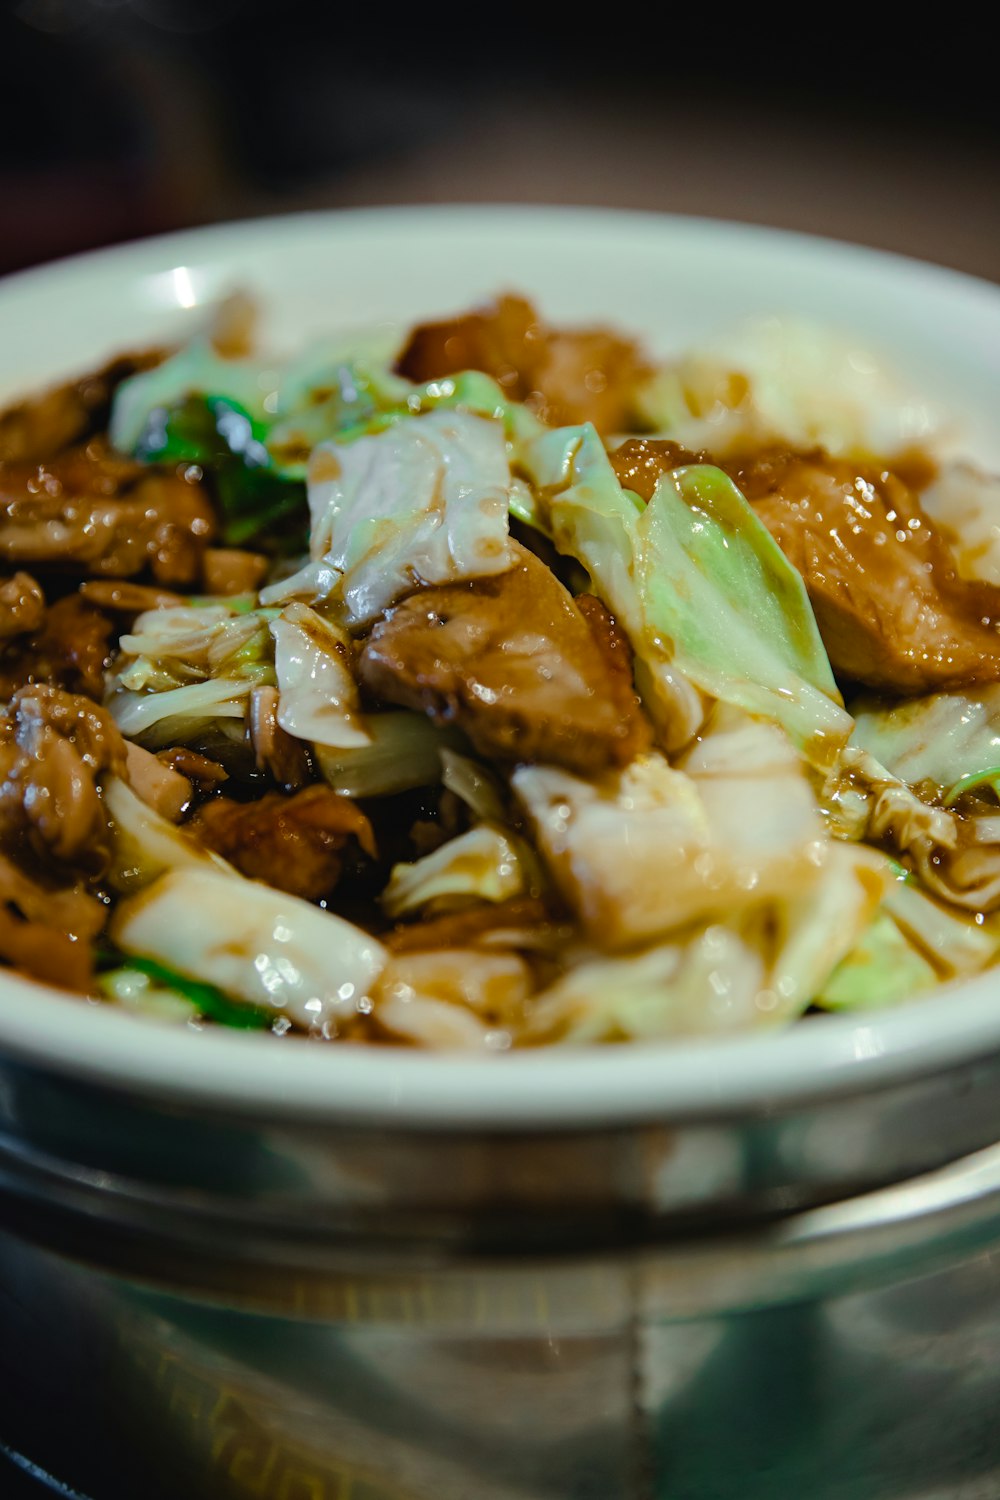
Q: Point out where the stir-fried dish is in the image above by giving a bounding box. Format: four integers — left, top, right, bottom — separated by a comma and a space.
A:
2, 292, 999, 1047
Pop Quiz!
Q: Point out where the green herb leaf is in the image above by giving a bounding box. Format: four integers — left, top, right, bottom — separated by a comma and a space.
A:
114, 953, 273, 1030
136, 395, 308, 554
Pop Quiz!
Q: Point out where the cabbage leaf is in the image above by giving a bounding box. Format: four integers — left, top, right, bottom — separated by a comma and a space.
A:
637, 464, 851, 765
512, 718, 828, 949
313, 711, 463, 798
262, 409, 518, 626
851, 688, 1000, 805
814, 913, 938, 1011
381, 825, 530, 920
636, 318, 942, 460
375, 949, 532, 1049
112, 866, 387, 1031
270, 603, 369, 749
518, 425, 850, 763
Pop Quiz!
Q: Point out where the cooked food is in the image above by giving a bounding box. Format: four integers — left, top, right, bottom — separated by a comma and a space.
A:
357, 544, 652, 774
2, 293, 999, 1047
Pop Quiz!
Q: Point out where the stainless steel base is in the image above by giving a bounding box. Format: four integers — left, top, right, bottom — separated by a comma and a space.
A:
5, 1142, 1000, 1499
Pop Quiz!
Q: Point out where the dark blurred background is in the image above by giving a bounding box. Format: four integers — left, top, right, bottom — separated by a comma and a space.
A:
0, 1, 997, 281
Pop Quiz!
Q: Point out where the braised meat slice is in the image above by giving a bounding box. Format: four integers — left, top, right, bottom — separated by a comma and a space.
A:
0, 851, 105, 991
612, 439, 1000, 697
0, 350, 164, 465
736, 451, 1000, 694
188, 786, 376, 902
247, 685, 311, 791
79, 580, 184, 613
0, 595, 113, 701
0, 689, 111, 990
0, 438, 216, 585
157, 746, 229, 792
358, 543, 651, 774
396, 294, 650, 435
0, 572, 45, 640
201, 548, 268, 597
0, 685, 127, 873
610, 437, 707, 499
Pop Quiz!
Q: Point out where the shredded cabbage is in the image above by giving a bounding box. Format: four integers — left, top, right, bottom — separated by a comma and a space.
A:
825, 744, 1000, 913
517, 422, 704, 747
513, 717, 827, 948
104, 776, 230, 893
262, 409, 518, 625
815, 912, 938, 1011
270, 603, 369, 749
440, 748, 508, 825
108, 601, 277, 747
637, 465, 851, 766
375, 949, 532, 1049
113, 866, 387, 1031
116, 603, 275, 689
109, 678, 253, 745
851, 688, 1000, 802
110, 340, 278, 454
524, 839, 886, 1043
381, 825, 530, 920
884, 874, 1000, 974
524, 935, 761, 1045
313, 712, 463, 798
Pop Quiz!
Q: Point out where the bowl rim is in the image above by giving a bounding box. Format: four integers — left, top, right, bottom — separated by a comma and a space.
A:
2, 962, 1000, 1128
2, 202, 1000, 1130
2, 199, 998, 309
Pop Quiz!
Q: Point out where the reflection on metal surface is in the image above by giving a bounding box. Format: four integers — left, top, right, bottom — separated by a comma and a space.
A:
5, 1025, 1000, 1494
6, 1214, 1000, 1499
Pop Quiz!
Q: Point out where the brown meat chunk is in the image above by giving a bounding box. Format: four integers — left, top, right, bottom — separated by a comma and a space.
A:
358, 543, 651, 774
0, 851, 104, 991
0, 905, 94, 991
611, 439, 1000, 697
79, 579, 184, 613
735, 451, 1000, 694
157, 746, 229, 791
396, 294, 650, 435
188, 786, 376, 901
0, 438, 216, 584
0, 595, 113, 701
0, 685, 126, 872
201, 548, 268, 597
0, 572, 45, 639
610, 437, 707, 500
574, 593, 645, 709
247, 685, 311, 791
0, 848, 105, 940
0, 350, 165, 465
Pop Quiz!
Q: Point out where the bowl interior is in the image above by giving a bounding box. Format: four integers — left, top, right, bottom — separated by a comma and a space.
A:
2, 204, 999, 1127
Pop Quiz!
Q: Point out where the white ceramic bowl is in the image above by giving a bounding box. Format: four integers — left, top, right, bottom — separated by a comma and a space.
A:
2, 205, 999, 1128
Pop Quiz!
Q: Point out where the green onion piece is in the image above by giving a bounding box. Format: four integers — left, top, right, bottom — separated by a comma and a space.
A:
136, 395, 308, 554
119, 955, 273, 1030
943, 766, 1000, 807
